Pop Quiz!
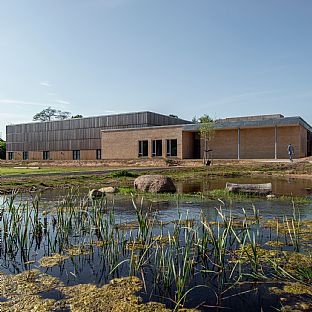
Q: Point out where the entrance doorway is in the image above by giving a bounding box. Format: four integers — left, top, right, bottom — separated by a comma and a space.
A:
193, 133, 201, 159
308, 131, 312, 157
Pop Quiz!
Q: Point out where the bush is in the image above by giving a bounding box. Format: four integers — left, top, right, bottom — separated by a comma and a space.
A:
0, 140, 6, 159
108, 170, 138, 178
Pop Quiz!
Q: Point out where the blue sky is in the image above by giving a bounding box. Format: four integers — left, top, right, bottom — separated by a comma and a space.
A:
0, 0, 311, 139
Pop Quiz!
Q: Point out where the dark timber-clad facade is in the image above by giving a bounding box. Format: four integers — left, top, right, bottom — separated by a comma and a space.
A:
6, 112, 312, 161
6, 112, 190, 161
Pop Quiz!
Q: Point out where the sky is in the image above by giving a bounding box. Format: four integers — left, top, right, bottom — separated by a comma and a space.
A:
0, 0, 311, 139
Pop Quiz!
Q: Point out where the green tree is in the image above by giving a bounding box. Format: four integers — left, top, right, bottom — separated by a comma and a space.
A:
0, 140, 6, 159
169, 114, 179, 119
71, 114, 83, 119
198, 114, 215, 165
191, 116, 198, 123
33, 107, 71, 121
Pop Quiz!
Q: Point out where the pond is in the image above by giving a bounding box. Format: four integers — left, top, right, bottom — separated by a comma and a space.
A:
175, 176, 312, 197
0, 184, 311, 311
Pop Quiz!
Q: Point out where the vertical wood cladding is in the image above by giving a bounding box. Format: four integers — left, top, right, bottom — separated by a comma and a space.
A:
6, 112, 189, 154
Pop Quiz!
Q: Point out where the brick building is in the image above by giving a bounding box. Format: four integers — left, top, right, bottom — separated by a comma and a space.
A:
6, 112, 312, 161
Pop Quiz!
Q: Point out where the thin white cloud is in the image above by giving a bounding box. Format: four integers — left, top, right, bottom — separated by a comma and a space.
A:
103, 110, 125, 114
55, 99, 70, 105
40, 81, 52, 87
0, 99, 48, 107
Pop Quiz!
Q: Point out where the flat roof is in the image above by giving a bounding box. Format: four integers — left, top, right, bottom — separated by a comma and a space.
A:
101, 123, 187, 132
6, 111, 190, 127
183, 116, 312, 132
101, 115, 312, 133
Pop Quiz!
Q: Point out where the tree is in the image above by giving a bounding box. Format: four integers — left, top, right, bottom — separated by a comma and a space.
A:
0, 140, 6, 160
72, 114, 83, 119
198, 114, 215, 165
169, 114, 179, 119
191, 116, 198, 123
33, 107, 71, 121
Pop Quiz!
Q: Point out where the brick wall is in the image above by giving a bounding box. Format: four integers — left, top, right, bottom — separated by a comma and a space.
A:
201, 125, 304, 159
208, 129, 238, 159
101, 126, 184, 159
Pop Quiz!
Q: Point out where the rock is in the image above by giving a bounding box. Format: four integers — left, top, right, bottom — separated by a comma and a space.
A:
88, 189, 105, 200
266, 194, 276, 199
134, 175, 176, 193
98, 186, 118, 193
226, 182, 272, 195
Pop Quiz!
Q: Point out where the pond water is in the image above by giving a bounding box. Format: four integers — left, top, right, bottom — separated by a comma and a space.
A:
0, 181, 311, 311
175, 176, 312, 197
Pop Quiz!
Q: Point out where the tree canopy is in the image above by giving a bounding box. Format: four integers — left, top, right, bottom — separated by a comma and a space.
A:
33, 107, 71, 121
198, 114, 215, 164
0, 140, 6, 160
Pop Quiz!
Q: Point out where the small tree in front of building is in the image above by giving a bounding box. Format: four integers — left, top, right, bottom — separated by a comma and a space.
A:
198, 115, 215, 165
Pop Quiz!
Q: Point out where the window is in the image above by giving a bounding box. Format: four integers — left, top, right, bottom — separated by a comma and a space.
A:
138, 140, 148, 157
73, 150, 80, 160
8, 152, 14, 160
96, 149, 101, 160
43, 151, 50, 160
23, 151, 28, 160
167, 139, 177, 156
152, 140, 162, 157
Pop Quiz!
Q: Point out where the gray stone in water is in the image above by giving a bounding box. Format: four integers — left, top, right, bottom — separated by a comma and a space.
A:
98, 186, 118, 193
134, 175, 176, 193
88, 189, 105, 199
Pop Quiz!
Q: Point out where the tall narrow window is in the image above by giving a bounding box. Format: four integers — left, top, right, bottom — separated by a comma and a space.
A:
73, 150, 80, 160
138, 140, 148, 157
96, 149, 101, 160
152, 140, 162, 157
167, 139, 177, 156
23, 151, 28, 160
8, 152, 14, 160
43, 151, 50, 160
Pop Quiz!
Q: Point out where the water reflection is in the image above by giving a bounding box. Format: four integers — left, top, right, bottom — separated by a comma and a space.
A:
176, 176, 312, 196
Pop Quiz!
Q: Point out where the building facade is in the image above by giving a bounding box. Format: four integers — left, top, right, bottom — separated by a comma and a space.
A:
6, 112, 190, 161
6, 112, 312, 161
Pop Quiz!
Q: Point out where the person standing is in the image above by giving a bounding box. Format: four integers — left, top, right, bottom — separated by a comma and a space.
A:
287, 143, 294, 162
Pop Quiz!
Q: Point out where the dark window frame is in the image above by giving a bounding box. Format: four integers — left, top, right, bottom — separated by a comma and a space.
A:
8, 152, 14, 160
138, 140, 148, 157
73, 150, 80, 160
43, 151, 50, 160
166, 139, 177, 157
23, 151, 28, 160
152, 140, 162, 157
96, 149, 101, 160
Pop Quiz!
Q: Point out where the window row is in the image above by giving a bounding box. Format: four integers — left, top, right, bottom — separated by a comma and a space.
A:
138, 139, 177, 157
7, 149, 102, 160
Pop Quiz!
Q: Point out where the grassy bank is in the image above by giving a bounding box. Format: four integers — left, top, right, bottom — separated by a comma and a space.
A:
1, 161, 312, 199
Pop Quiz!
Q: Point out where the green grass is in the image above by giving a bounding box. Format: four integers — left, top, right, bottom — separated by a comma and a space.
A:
106, 170, 139, 178
0, 167, 93, 175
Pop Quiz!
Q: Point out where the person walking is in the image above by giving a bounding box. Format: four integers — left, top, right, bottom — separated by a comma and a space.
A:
287, 143, 294, 162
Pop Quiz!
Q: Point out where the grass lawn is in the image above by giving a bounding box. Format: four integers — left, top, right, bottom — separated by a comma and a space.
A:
0, 167, 103, 175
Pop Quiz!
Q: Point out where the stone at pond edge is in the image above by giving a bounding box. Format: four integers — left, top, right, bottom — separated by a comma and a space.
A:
88, 189, 105, 200
134, 175, 176, 193
98, 186, 118, 193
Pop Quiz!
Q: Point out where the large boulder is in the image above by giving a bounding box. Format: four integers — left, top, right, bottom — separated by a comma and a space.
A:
134, 175, 176, 193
